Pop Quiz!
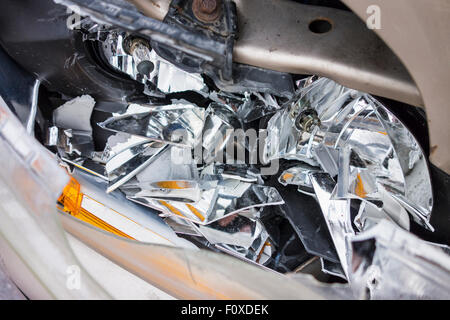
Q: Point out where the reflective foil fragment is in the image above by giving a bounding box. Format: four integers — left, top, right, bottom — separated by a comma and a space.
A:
310, 172, 353, 279
265, 77, 433, 230
98, 104, 206, 148
202, 103, 243, 163
123, 178, 284, 225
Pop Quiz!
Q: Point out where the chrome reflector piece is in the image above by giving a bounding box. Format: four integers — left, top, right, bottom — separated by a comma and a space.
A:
98, 103, 206, 148
102, 31, 207, 95
267, 77, 433, 231
310, 172, 353, 279
122, 171, 284, 225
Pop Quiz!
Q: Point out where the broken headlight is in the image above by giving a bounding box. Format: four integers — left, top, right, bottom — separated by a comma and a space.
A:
37, 12, 446, 298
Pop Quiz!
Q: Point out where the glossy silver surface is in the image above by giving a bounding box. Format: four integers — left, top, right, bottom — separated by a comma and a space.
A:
310, 172, 353, 279
106, 144, 168, 193
102, 132, 152, 163
124, 177, 283, 226
236, 92, 280, 123
278, 164, 320, 189
46, 126, 94, 158
102, 31, 206, 94
202, 103, 243, 163
197, 215, 265, 250
265, 77, 433, 230
99, 103, 206, 148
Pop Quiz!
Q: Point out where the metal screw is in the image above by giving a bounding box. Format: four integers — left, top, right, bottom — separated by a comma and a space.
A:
192, 0, 221, 23
199, 0, 217, 14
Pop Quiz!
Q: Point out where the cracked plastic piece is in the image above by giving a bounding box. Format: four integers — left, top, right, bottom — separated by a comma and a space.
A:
65, 168, 196, 247
0, 95, 109, 299
53, 95, 96, 132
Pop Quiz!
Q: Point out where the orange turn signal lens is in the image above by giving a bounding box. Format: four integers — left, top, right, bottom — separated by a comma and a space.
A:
58, 177, 135, 240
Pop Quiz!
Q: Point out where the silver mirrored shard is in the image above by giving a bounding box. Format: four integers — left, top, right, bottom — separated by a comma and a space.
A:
201, 163, 261, 183
349, 220, 450, 299
135, 145, 199, 183
101, 132, 151, 163
215, 229, 273, 265
265, 77, 433, 230
105, 143, 153, 180
131, 180, 202, 203
124, 178, 284, 225
330, 95, 433, 230
263, 77, 355, 165
106, 144, 168, 193
263, 101, 319, 166
153, 56, 206, 93
103, 32, 136, 80
98, 103, 206, 148
202, 103, 243, 163
310, 172, 353, 279
164, 216, 202, 237
237, 92, 280, 123
209, 91, 247, 108
278, 164, 321, 189
46, 126, 94, 158
313, 144, 339, 178
353, 190, 410, 232
203, 179, 283, 224
60, 157, 108, 181
196, 214, 265, 249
